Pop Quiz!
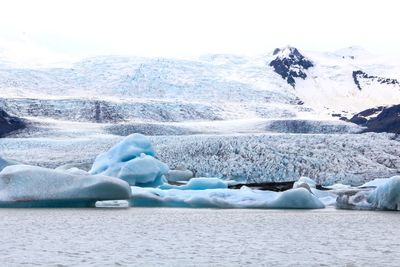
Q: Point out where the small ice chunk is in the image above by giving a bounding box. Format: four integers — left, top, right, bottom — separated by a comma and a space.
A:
159, 178, 228, 190
165, 169, 194, 182
293, 177, 317, 189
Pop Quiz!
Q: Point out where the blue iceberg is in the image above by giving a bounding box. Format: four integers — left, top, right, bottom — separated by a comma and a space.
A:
159, 178, 228, 190
336, 176, 400, 211
0, 157, 17, 172
129, 186, 324, 209
90, 134, 169, 186
0, 165, 132, 208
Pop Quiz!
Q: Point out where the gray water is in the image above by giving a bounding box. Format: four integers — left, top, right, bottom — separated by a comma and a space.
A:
0, 208, 399, 266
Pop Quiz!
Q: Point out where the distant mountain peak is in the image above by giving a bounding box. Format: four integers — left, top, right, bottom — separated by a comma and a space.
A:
269, 46, 313, 87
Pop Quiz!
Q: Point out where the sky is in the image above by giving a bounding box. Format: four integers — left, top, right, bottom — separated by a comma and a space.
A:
0, 0, 399, 66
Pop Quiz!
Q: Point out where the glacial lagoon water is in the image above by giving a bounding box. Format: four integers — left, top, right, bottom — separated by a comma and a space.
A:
0, 208, 399, 266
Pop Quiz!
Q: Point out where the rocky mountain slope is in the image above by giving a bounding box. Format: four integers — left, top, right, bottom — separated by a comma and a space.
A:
0, 108, 25, 137
347, 104, 400, 134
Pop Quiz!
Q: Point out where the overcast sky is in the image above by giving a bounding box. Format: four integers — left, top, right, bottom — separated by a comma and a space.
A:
0, 0, 399, 66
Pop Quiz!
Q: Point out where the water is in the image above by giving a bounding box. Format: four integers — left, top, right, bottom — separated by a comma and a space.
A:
0, 208, 399, 266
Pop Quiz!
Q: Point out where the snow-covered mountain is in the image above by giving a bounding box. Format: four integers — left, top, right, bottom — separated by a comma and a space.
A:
0, 46, 398, 121
0, 46, 399, 136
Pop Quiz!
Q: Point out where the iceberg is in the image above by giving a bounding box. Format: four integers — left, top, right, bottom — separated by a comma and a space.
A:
159, 178, 228, 190
165, 169, 194, 182
336, 176, 400, 211
0, 157, 17, 172
359, 178, 390, 188
0, 165, 132, 208
90, 134, 169, 186
293, 176, 317, 189
129, 186, 324, 209
368, 176, 400, 210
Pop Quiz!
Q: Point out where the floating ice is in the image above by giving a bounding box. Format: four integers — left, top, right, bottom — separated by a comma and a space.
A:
130, 186, 324, 209
90, 133, 156, 174
293, 177, 316, 189
311, 188, 337, 206
336, 176, 400, 211
0, 157, 17, 172
165, 169, 194, 182
90, 134, 169, 186
368, 176, 400, 210
359, 178, 390, 188
324, 183, 351, 190
159, 178, 228, 190
0, 165, 132, 208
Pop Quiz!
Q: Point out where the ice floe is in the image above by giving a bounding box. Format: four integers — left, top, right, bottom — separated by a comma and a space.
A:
0, 165, 131, 207
336, 176, 400, 211
130, 186, 325, 209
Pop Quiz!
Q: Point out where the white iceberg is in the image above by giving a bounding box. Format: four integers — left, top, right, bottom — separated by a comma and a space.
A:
129, 186, 324, 209
293, 176, 317, 189
0, 165, 132, 208
90, 134, 169, 186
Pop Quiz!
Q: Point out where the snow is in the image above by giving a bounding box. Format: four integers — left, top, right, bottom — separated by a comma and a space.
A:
0, 165, 131, 207
130, 186, 324, 209
90, 134, 169, 186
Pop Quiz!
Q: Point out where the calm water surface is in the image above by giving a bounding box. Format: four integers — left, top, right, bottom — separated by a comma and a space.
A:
0, 208, 399, 266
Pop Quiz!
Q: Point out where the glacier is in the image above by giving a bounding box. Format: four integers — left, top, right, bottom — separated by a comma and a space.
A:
0, 165, 132, 208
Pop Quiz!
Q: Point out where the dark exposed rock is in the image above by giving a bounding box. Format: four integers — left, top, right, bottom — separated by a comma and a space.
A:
229, 181, 295, 192
348, 104, 400, 134
267, 119, 360, 134
352, 70, 399, 91
0, 108, 26, 137
269, 47, 314, 87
